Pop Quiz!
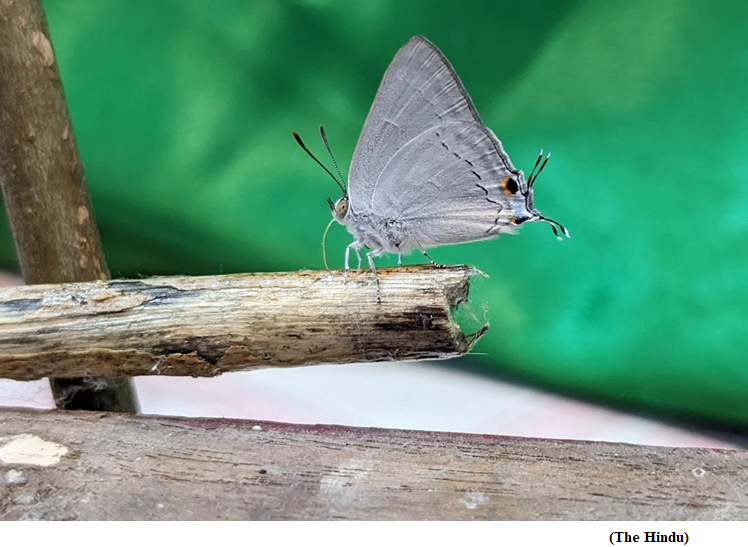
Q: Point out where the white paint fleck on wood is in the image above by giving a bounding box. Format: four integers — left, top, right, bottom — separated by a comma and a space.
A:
0, 434, 68, 466
3, 469, 27, 485
459, 492, 488, 510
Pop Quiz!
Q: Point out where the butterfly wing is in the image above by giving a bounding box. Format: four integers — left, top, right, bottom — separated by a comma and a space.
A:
349, 36, 485, 212
370, 122, 526, 247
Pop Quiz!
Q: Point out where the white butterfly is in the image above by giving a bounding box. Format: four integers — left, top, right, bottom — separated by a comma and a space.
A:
294, 36, 568, 301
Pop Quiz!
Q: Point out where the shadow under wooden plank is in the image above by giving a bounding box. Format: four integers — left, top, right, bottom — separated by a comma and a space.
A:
0, 408, 746, 520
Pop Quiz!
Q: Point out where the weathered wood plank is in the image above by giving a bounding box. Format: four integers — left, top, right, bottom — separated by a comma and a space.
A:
0, 266, 486, 380
0, 408, 745, 520
0, 0, 136, 410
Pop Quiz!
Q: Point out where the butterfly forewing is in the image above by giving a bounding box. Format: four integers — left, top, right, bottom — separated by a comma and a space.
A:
349, 36, 484, 212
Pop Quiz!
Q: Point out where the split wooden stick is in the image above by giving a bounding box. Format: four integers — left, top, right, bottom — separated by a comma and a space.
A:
0, 266, 487, 381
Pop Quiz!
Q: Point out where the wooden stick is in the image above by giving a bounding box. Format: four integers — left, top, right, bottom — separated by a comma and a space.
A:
0, 0, 109, 284
1, 408, 745, 520
0, 0, 136, 409
0, 266, 486, 381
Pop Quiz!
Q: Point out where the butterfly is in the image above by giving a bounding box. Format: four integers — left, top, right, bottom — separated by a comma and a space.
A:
294, 36, 568, 301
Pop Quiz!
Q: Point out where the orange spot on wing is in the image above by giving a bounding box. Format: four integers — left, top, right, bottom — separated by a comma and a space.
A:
501, 177, 515, 196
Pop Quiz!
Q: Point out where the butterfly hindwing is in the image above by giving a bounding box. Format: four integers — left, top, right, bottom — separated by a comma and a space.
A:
370, 122, 525, 247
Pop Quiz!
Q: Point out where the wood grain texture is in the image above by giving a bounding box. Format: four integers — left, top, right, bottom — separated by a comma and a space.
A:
0, 408, 746, 520
0, 0, 137, 411
0, 266, 486, 380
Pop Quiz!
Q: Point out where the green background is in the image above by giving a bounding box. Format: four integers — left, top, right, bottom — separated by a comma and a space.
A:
2, 1, 745, 428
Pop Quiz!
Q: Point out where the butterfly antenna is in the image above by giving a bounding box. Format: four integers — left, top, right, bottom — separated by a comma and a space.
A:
527, 149, 543, 184
292, 131, 347, 195
538, 215, 570, 241
529, 152, 551, 188
319, 126, 346, 190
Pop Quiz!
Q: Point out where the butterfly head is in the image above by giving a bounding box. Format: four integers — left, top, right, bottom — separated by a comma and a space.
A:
327, 195, 350, 224
517, 150, 570, 241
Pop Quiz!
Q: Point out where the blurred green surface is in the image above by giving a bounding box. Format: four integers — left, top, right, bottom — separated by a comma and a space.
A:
2, 0, 745, 427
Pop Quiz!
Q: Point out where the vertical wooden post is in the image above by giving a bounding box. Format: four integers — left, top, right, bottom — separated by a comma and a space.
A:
0, 0, 137, 411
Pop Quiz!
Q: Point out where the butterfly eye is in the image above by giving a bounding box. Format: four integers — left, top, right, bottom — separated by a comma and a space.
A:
502, 177, 519, 195
335, 198, 349, 219
511, 216, 530, 225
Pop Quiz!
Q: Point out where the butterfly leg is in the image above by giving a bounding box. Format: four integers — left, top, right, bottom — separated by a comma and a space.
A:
420, 248, 445, 269
398, 254, 403, 266
367, 248, 384, 302
344, 241, 362, 283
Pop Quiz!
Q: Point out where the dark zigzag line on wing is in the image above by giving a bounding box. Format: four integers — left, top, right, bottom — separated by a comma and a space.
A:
435, 131, 506, 222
